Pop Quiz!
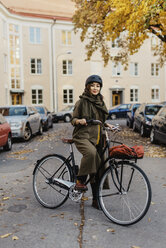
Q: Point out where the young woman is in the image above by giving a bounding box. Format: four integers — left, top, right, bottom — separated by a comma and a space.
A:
71, 75, 112, 209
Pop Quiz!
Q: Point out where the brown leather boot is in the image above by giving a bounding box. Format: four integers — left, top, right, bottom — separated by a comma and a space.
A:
92, 199, 100, 210
90, 182, 100, 210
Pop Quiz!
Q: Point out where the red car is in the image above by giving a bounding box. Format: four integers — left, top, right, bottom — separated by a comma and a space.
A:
0, 114, 12, 151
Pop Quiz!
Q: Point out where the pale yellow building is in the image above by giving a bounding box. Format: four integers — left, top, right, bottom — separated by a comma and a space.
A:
0, 0, 166, 112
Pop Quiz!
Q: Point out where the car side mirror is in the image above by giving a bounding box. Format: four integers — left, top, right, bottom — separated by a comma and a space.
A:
29, 111, 35, 115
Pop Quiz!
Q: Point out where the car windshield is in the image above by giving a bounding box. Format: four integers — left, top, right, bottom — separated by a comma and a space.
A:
35, 107, 45, 114
0, 107, 27, 116
145, 106, 161, 115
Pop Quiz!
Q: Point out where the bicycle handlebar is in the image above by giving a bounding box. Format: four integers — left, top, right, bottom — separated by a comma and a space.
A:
86, 119, 121, 132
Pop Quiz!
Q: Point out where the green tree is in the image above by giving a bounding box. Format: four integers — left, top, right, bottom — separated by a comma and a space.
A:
72, 0, 166, 67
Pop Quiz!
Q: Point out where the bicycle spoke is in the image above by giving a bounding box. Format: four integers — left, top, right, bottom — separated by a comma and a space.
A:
98, 161, 151, 225
33, 155, 72, 208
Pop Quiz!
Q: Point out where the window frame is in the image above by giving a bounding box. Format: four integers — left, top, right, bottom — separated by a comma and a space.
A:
112, 62, 122, 77
31, 87, 43, 105
151, 86, 160, 102
9, 23, 21, 90
63, 86, 74, 105
29, 27, 41, 44
62, 60, 73, 75
130, 62, 139, 77
130, 87, 139, 102
151, 63, 160, 77
30, 58, 42, 75
61, 30, 72, 46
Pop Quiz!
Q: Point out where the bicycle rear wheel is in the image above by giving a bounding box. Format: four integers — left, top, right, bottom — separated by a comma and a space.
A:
98, 160, 152, 225
33, 154, 72, 208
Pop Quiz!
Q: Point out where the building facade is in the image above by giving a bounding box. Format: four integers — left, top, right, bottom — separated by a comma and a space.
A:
0, 0, 166, 112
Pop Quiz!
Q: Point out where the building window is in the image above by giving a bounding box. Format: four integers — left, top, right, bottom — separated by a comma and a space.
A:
63, 87, 73, 104
151, 63, 159, 76
2, 20, 7, 39
130, 88, 139, 102
32, 89, 43, 104
61, 30, 72, 45
112, 62, 121, 76
29, 27, 41, 44
62, 60, 72, 75
31, 58, 42, 74
151, 87, 160, 102
130, 62, 139, 76
151, 36, 160, 50
9, 24, 21, 89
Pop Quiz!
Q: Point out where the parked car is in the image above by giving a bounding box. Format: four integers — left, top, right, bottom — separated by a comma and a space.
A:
133, 103, 163, 137
34, 106, 53, 131
160, 101, 166, 105
0, 105, 43, 141
126, 103, 141, 128
0, 114, 12, 151
150, 105, 166, 144
52, 106, 74, 123
108, 104, 131, 120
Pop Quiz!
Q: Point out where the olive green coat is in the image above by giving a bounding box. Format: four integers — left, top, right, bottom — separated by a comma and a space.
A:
71, 93, 108, 176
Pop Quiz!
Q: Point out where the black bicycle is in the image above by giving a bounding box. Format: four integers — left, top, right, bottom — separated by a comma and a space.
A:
33, 120, 152, 226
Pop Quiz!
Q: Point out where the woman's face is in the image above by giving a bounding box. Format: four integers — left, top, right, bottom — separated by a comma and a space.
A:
89, 82, 101, 95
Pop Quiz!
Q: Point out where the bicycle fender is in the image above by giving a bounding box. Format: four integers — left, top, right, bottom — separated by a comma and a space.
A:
32, 154, 71, 175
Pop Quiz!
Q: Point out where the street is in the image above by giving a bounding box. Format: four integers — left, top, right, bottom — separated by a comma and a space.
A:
0, 121, 166, 248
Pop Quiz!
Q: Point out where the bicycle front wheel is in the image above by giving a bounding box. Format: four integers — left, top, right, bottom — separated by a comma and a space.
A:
98, 160, 152, 225
33, 154, 72, 209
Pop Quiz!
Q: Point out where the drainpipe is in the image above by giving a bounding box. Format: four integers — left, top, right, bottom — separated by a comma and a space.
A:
51, 19, 56, 112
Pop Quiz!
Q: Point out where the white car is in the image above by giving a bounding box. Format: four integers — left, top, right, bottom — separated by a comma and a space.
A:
0, 105, 43, 141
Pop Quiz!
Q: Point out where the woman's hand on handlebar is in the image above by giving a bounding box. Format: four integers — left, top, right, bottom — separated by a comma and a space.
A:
105, 123, 115, 130
75, 118, 87, 126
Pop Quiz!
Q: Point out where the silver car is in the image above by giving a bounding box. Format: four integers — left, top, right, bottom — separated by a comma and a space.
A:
0, 105, 43, 141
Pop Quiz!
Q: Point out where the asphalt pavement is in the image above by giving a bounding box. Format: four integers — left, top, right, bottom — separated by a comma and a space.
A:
0, 121, 166, 248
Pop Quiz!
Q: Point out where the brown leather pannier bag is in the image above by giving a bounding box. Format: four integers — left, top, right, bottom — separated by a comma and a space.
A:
109, 144, 144, 159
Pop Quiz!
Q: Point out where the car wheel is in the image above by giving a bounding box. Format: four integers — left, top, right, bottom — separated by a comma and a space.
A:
50, 120, 53, 128
24, 125, 32, 141
150, 128, 157, 144
110, 114, 116, 120
126, 119, 129, 127
64, 114, 71, 123
44, 122, 48, 131
128, 120, 133, 128
133, 121, 137, 132
3, 134, 12, 151
140, 124, 146, 137
38, 123, 43, 135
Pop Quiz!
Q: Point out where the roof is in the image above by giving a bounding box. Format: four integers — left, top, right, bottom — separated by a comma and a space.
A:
0, 0, 75, 20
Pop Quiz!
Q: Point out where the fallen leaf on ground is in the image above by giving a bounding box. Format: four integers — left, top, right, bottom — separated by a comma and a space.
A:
2, 197, 10, 201
12, 236, 19, 240
0, 233, 12, 238
107, 228, 115, 233
82, 197, 89, 201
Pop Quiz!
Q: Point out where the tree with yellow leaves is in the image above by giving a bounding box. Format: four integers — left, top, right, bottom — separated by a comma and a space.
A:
72, 0, 166, 67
